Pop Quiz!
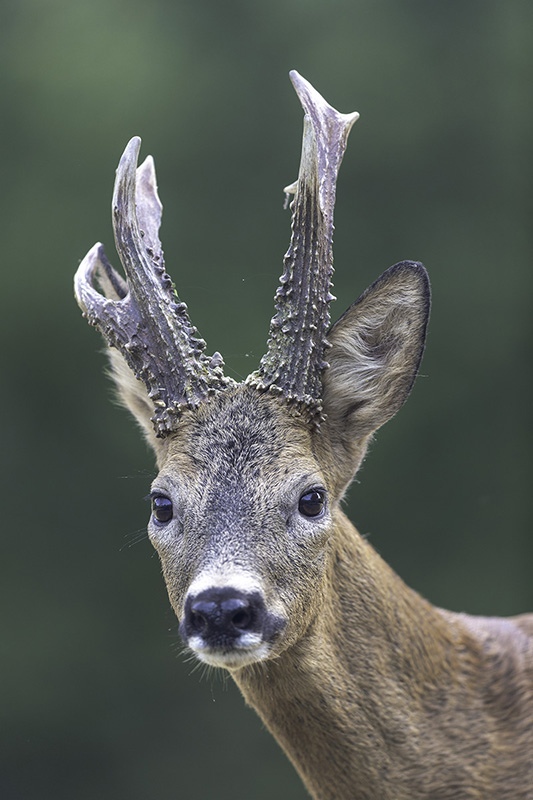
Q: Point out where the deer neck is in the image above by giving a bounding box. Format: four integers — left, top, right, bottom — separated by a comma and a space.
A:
232, 512, 472, 800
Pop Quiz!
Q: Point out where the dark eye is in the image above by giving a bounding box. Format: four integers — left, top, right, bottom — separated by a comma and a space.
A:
298, 489, 326, 518
151, 494, 173, 524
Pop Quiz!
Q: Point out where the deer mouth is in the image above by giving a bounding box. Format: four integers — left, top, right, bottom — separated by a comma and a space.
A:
186, 636, 274, 669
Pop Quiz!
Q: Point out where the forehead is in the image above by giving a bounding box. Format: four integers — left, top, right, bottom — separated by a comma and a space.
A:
162, 387, 317, 485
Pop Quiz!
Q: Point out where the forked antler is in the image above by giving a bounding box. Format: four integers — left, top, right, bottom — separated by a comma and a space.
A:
74, 72, 358, 434
74, 138, 230, 436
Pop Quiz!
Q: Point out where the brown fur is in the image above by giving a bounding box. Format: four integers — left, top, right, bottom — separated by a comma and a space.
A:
76, 70, 532, 796
236, 514, 533, 799
102, 259, 533, 799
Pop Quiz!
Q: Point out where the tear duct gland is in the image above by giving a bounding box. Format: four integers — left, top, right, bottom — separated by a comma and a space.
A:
74, 72, 533, 800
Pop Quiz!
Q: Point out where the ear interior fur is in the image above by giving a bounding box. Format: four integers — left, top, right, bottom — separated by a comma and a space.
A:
322, 261, 430, 452
106, 349, 165, 460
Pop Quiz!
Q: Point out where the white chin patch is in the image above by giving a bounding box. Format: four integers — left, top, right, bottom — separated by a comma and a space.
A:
188, 635, 271, 669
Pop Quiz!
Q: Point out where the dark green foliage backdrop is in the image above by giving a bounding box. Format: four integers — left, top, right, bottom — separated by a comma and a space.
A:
1, 1, 531, 798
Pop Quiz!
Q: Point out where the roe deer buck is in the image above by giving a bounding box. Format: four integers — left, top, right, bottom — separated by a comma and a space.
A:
75, 72, 533, 800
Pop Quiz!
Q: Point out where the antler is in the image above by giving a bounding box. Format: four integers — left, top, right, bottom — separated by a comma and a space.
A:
247, 71, 359, 426
74, 137, 230, 437
75, 73, 357, 434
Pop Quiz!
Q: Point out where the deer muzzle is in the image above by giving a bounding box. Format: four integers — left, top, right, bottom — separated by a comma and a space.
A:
180, 583, 286, 669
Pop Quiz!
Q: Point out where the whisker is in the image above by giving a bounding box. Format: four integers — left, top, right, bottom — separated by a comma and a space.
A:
116, 469, 156, 480
119, 528, 148, 550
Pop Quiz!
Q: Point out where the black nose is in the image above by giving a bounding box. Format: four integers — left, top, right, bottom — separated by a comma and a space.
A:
181, 587, 266, 645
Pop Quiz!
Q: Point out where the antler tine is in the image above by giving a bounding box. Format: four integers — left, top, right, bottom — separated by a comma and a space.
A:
247, 71, 359, 426
74, 137, 229, 437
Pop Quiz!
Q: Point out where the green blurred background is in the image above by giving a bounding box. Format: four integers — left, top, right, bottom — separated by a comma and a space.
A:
1, 1, 531, 798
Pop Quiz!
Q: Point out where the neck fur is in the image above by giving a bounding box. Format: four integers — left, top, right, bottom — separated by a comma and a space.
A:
232, 512, 490, 800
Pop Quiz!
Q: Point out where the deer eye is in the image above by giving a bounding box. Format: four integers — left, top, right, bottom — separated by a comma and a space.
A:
151, 494, 173, 525
298, 489, 326, 518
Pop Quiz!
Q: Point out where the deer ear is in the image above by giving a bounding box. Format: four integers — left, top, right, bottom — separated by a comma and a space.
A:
322, 262, 430, 444
106, 349, 166, 461
89, 250, 166, 462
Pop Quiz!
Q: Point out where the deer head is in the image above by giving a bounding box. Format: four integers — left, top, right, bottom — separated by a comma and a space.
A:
75, 71, 430, 670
